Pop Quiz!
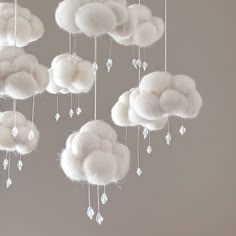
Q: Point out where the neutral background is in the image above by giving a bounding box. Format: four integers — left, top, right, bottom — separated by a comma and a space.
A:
0, 0, 235, 235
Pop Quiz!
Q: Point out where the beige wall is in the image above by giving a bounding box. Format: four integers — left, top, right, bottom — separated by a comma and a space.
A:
0, 0, 236, 235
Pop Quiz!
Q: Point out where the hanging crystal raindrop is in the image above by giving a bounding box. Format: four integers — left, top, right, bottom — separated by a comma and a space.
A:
87, 206, 95, 220
101, 192, 108, 205
96, 212, 104, 225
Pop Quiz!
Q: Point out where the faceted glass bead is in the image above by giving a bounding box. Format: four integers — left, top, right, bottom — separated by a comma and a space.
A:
106, 58, 113, 72
132, 59, 137, 69
17, 160, 23, 171
3, 159, 8, 170
142, 61, 148, 71
147, 145, 152, 154
101, 192, 108, 205
93, 62, 98, 73
69, 109, 74, 118
136, 168, 143, 176
87, 206, 95, 220
12, 126, 18, 137
179, 125, 186, 136
76, 107, 82, 116
136, 59, 142, 68
165, 132, 172, 145
143, 128, 149, 140
55, 113, 60, 121
96, 212, 104, 225
6, 178, 12, 189
28, 130, 35, 141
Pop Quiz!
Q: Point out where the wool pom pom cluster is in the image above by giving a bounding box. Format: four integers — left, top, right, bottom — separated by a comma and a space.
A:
0, 2, 44, 47
112, 71, 203, 131
60, 120, 130, 186
47, 53, 94, 95
55, 0, 164, 47
0, 46, 49, 100
0, 111, 39, 155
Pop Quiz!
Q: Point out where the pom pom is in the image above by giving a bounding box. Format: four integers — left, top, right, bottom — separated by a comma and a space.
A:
60, 120, 130, 185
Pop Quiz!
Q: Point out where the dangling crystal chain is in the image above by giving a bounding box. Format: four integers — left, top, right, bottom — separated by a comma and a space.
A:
96, 185, 104, 224
106, 38, 113, 72
6, 153, 12, 189
14, 0, 17, 46
28, 95, 35, 141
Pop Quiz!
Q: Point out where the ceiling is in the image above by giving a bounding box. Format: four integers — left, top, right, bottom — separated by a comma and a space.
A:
0, 0, 236, 235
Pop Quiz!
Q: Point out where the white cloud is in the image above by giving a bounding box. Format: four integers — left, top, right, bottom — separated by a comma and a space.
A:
55, 0, 128, 37
112, 71, 203, 130
0, 3, 44, 47
0, 111, 39, 155
110, 4, 164, 47
47, 53, 94, 94
0, 46, 49, 100
60, 120, 130, 186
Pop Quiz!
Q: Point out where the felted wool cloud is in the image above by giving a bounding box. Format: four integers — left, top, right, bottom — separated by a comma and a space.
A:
112, 88, 168, 131
55, 0, 128, 37
47, 53, 94, 94
0, 46, 49, 100
60, 120, 130, 186
0, 111, 39, 155
110, 4, 164, 47
0, 3, 44, 47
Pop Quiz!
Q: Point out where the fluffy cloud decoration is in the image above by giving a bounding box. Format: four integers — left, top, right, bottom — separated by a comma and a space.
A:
0, 111, 39, 155
47, 53, 94, 94
112, 71, 202, 130
0, 46, 49, 100
55, 0, 128, 37
110, 4, 164, 47
112, 88, 168, 131
60, 120, 130, 186
0, 3, 44, 47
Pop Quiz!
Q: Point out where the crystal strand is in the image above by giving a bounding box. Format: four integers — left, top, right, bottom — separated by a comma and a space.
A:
69, 93, 74, 118
11, 100, 18, 138
69, 33, 72, 54
147, 130, 152, 154
165, 115, 172, 145
87, 184, 94, 220
76, 95, 82, 116
96, 185, 104, 225
179, 118, 186, 136
28, 95, 35, 141
17, 154, 23, 171
6, 153, 12, 189
143, 127, 149, 139
55, 94, 60, 121
3, 152, 8, 170
164, 0, 167, 73
101, 185, 108, 205
14, 0, 17, 46
136, 126, 142, 176
125, 126, 128, 146
142, 48, 148, 71
106, 38, 113, 72
93, 37, 98, 121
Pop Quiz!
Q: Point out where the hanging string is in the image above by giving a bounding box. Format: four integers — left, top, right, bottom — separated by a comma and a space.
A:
13, 99, 16, 128
164, 0, 167, 73
6, 153, 12, 188
14, 0, 17, 46
69, 33, 72, 54
97, 185, 100, 213
125, 126, 128, 146
94, 37, 98, 121
30, 95, 35, 131
88, 184, 91, 207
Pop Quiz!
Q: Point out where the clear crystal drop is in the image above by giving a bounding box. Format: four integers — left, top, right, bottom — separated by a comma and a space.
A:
3, 159, 8, 170
96, 212, 104, 225
55, 113, 60, 121
143, 128, 149, 140
87, 206, 95, 220
17, 160, 23, 171
28, 130, 35, 141
136, 59, 142, 68
101, 192, 108, 205
142, 61, 148, 71
165, 132, 172, 145
179, 125, 186, 136
132, 59, 137, 69
11, 126, 18, 137
136, 168, 143, 176
6, 178, 12, 189
76, 107, 82, 116
147, 145, 152, 154
69, 109, 74, 118
93, 62, 98, 73
106, 58, 113, 72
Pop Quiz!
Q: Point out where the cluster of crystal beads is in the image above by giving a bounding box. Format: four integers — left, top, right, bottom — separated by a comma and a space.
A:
106, 58, 113, 72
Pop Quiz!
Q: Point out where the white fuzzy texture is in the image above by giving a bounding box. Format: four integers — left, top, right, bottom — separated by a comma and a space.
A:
60, 120, 130, 186
55, 0, 128, 37
110, 4, 164, 47
0, 3, 44, 47
0, 111, 39, 155
47, 53, 94, 94
112, 71, 202, 130
0, 46, 49, 100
